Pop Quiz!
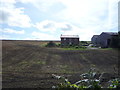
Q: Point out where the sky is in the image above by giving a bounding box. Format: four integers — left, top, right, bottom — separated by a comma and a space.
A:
0, 0, 119, 41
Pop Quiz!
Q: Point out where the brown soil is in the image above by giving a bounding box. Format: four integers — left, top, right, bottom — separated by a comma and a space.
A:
2, 40, 119, 88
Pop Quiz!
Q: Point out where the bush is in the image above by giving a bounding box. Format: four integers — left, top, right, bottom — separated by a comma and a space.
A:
75, 46, 79, 49
81, 41, 88, 44
45, 41, 56, 47
57, 44, 61, 47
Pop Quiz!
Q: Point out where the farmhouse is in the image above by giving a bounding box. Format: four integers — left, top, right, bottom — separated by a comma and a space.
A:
91, 32, 118, 48
60, 35, 79, 46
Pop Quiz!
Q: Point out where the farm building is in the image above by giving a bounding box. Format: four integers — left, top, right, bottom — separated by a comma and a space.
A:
60, 35, 79, 46
99, 32, 118, 48
91, 32, 118, 48
91, 35, 99, 46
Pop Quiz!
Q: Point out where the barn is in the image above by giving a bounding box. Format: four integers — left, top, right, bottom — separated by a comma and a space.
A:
91, 32, 118, 48
60, 35, 79, 46
99, 32, 118, 48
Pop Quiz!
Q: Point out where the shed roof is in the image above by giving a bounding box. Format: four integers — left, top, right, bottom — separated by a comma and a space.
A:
60, 35, 79, 38
92, 35, 99, 38
102, 32, 118, 35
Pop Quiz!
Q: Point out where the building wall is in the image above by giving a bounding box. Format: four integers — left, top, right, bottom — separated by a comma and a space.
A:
61, 38, 79, 46
91, 35, 100, 46
99, 33, 112, 48
92, 32, 118, 48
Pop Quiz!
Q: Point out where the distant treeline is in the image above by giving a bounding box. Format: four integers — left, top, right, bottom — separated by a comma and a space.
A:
2, 40, 61, 42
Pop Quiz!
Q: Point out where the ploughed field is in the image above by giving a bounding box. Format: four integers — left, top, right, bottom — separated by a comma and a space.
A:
2, 40, 119, 88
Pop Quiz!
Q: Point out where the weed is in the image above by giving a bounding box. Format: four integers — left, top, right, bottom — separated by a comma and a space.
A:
52, 68, 120, 89
108, 78, 120, 88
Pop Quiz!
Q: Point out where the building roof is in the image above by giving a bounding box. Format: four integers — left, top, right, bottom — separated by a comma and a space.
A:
60, 35, 79, 38
102, 32, 118, 35
92, 35, 99, 38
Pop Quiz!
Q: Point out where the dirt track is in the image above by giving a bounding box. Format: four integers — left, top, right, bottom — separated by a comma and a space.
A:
2, 40, 119, 88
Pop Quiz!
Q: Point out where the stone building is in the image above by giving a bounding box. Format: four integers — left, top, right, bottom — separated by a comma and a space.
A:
60, 35, 79, 46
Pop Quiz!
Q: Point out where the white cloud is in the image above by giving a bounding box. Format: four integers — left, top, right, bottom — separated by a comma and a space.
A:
34, 18, 118, 40
34, 20, 100, 40
108, 0, 119, 30
20, 0, 118, 31
0, 28, 25, 34
17, 0, 33, 3
0, 0, 32, 28
56, 0, 109, 25
18, 0, 61, 12
0, 35, 10, 40
34, 20, 74, 33
61, 24, 101, 41
34, 20, 56, 33
31, 31, 57, 40
17, 0, 119, 30
1, 0, 118, 40
58, 0, 118, 32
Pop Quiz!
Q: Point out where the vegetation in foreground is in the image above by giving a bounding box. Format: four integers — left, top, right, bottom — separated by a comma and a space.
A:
61, 46, 87, 50
52, 68, 120, 89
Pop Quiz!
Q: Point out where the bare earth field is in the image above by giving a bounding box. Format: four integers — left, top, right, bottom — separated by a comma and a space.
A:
2, 40, 119, 88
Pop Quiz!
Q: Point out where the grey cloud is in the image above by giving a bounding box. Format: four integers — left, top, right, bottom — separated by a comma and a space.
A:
0, 10, 10, 23
43, 23, 54, 29
61, 24, 73, 31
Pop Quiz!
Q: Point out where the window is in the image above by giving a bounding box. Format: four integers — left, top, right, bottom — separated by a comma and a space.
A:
64, 38, 66, 40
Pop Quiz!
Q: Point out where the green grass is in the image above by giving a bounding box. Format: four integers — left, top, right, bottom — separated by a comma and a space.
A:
60, 47, 87, 50
100, 48, 115, 50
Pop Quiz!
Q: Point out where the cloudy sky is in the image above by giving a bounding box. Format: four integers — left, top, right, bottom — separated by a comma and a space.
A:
0, 0, 119, 41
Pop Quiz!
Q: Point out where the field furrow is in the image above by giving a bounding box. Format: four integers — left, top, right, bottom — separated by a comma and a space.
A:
2, 40, 119, 88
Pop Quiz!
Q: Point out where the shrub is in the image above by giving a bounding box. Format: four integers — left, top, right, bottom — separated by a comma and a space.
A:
81, 41, 88, 44
45, 41, 56, 47
75, 46, 79, 49
57, 44, 61, 47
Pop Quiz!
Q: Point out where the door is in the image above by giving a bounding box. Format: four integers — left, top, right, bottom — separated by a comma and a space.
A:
107, 39, 111, 47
